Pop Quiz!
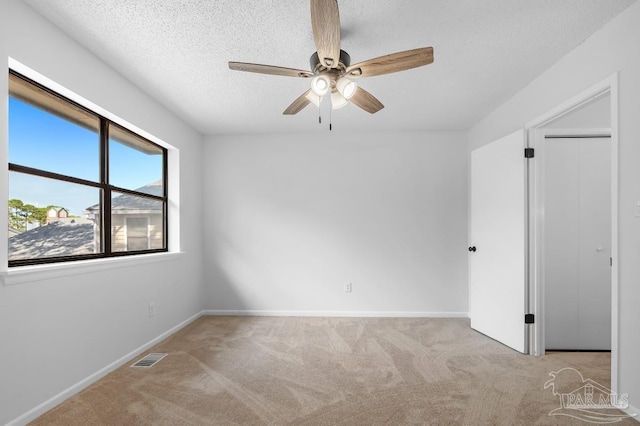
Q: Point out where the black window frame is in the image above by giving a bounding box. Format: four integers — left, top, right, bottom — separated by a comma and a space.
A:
8, 70, 168, 267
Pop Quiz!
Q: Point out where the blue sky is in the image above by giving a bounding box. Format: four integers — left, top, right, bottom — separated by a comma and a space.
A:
9, 97, 162, 216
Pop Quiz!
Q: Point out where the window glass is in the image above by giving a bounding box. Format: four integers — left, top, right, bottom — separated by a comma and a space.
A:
109, 125, 163, 195
9, 90, 100, 182
126, 217, 150, 251
8, 172, 101, 261
111, 192, 164, 252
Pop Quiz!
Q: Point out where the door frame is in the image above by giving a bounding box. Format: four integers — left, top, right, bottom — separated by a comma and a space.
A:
525, 74, 619, 392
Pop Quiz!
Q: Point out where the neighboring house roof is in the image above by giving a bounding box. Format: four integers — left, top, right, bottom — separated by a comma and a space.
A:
85, 181, 163, 214
8, 218, 95, 261
8, 227, 21, 239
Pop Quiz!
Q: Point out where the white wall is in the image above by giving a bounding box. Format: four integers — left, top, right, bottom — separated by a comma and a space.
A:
0, 1, 205, 424
468, 0, 640, 412
203, 131, 468, 315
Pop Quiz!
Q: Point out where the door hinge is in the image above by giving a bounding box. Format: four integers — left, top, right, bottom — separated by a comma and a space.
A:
524, 148, 535, 158
525, 314, 535, 324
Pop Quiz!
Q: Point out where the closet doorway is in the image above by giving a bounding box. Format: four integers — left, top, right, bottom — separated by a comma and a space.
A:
543, 131, 611, 350
527, 76, 618, 394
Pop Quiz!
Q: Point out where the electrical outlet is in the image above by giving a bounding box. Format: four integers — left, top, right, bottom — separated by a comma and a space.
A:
344, 282, 352, 293
149, 302, 156, 318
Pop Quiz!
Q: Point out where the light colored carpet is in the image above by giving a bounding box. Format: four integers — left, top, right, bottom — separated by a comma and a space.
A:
31, 317, 636, 425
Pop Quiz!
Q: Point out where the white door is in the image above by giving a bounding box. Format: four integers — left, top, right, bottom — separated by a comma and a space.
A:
469, 130, 527, 353
544, 137, 611, 350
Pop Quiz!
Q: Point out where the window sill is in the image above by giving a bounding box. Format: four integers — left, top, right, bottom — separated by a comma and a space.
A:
1, 252, 185, 286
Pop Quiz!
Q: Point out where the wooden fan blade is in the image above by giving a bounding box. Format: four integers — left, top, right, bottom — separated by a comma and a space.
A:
346, 47, 434, 78
349, 87, 384, 114
229, 62, 313, 78
311, 0, 341, 68
283, 89, 313, 115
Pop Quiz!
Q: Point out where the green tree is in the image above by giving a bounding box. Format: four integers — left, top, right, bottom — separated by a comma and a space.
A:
22, 204, 44, 226
8, 199, 26, 231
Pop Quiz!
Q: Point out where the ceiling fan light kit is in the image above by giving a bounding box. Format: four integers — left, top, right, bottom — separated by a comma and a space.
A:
311, 75, 331, 96
336, 77, 356, 99
305, 90, 323, 108
229, 0, 434, 121
331, 90, 348, 109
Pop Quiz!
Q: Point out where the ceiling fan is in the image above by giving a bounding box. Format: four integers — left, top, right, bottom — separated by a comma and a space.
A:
228, 0, 434, 116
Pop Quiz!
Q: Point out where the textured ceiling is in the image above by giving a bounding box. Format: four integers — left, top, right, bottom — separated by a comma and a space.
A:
22, 0, 637, 135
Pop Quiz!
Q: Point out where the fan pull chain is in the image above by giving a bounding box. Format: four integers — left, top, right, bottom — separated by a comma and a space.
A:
329, 107, 332, 131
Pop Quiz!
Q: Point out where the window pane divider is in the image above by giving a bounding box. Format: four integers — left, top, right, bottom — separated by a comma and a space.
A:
101, 118, 111, 255
8, 163, 103, 189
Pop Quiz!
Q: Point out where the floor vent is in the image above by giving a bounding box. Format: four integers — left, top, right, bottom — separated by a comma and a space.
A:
131, 353, 167, 368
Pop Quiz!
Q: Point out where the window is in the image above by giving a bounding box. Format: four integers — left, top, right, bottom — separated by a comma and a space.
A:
125, 217, 150, 251
7, 71, 168, 266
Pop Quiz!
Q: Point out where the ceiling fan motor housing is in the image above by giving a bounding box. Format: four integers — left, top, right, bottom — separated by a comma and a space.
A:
310, 49, 351, 73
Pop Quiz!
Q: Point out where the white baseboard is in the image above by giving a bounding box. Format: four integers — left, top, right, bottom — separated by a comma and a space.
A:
202, 309, 469, 318
621, 403, 639, 423
7, 311, 203, 426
